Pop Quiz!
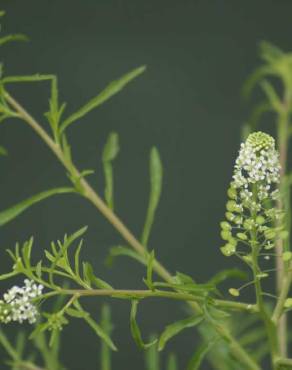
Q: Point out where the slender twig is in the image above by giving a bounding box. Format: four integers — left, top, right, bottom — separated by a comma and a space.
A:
4, 91, 260, 370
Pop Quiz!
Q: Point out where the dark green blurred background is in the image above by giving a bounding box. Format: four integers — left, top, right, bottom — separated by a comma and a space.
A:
1, 1, 292, 369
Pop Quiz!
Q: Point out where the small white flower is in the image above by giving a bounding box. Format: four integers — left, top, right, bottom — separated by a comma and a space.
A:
0, 280, 43, 325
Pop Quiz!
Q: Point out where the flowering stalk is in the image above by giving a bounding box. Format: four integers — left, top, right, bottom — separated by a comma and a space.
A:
220, 131, 286, 367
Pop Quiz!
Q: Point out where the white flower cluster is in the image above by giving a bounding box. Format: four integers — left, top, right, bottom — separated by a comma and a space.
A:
220, 132, 282, 257
0, 279, 43, 324
233, 131, 280, 192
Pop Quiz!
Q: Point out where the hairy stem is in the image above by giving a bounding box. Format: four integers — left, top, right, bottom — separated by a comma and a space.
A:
4, 91, 260, 370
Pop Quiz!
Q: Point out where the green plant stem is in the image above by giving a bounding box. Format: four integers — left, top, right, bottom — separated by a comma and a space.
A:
4, 92, 260, 370
251, 246, 278, 368
250, 186, 278, 368
40, 288, 258, 312
272, 262, 292, 322
276, 102, 290, 357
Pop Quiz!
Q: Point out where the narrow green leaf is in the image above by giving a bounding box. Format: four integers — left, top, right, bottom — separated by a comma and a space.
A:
242, 65, 275, 99
66, 308, 88, 318
102, 132, 120, 210
260, 80, 282, 111
60, 66, 146, 133
0, 328, 18, 360
74, 239, 83, 279
141, 147, 163, 247
208, 269, 247, 286
145, 250, 155, 290
2, 74, 55, 84
83, 314, 117, 351
83, 262, 113, 289
260, 41, 284, 63
106, 246, 146, 267
14, 331, 25, 360
158, 315, 203, 351
130, 300, 157, 350
22, 237, 33, 270
153, 282, 215, 294
0, 187, 75, 226
0, 145, 7, 156
0, 34, 28, 47
36, 260, 42, 279
187, 337, 219, 370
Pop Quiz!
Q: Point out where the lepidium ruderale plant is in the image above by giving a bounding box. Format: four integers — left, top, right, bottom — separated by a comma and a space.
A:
1, 9, 292, 370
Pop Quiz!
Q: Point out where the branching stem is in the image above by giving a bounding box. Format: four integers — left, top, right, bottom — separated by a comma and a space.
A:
4, 91, 260, 370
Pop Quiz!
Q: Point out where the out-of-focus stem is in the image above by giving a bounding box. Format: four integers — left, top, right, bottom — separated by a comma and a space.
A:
276, 102, 289, 357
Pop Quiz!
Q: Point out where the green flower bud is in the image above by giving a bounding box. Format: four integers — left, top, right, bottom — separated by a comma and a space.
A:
264, 241, 274, 250
220, 221, 231, 230
243, 219, 254, 230
221, 230, 232, 241
236, 233, 247, 241
256, 215, 265, 225
220, 244, 236, 257
226, 200, 242, 213
228, 238, 238, 247
227, 187, 237, 200
283, 251, 292, 262
225, 212, 235, 222
228, 288, 240, 297
242, 254, 252, 263
234, 216, 243, 225
284, 298, 292, 308
256, 272, 268, 279
264, 229, 276, 240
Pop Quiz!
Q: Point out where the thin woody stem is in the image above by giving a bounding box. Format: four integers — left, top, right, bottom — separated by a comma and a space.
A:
4, 91, 260, 370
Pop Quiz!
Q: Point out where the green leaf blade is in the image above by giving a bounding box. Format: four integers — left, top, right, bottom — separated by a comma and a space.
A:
158, 315, 203, 351
60, 66, 146, 133
141, 147, 163, 247
0, 187, 74, 227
